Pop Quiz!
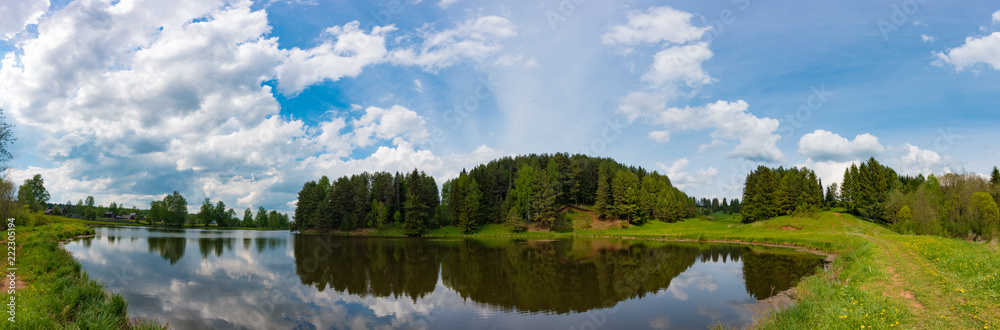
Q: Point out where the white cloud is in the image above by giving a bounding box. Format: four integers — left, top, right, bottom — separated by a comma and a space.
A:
797, 130, 884, 162
888, 143, 955, 176
0, 0, 49, 39
616, 88, 676, 122
276, 22, 395, 95
603, 6, 769, 162
601, 6, 710, 46
934, 32, 1000, 71
993, 10, 1000, 24
657, 158, 718, 190
794, 159, 856, 191
797, 141, 955, 190
643, 42, 714, 87
921, 34, 937, 43
413, 79, 423, 92
351, 105, 430, 148
437, 0, 458, 9
648, 130, 670, 143
0, 0, 498, 213
390, 15, 516, 70
643, 100, 784, 163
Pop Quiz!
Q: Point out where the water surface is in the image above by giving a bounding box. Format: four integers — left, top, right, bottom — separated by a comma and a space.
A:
64, 227, 825, 329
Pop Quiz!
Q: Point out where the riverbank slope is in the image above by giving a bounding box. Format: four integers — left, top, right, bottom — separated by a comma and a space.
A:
0, 219, 163, 329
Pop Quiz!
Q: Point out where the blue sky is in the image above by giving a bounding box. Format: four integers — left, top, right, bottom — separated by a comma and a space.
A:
1, 0, 998, 213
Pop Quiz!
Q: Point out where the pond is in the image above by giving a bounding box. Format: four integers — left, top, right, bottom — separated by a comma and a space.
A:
63, 227, 826, 329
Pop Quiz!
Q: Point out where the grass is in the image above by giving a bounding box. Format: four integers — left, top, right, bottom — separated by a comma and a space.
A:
0, 218, 165, 329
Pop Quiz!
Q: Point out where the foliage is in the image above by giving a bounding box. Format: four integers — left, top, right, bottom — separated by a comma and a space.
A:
741, 166, 824, 223
443, 153, 696, 232
17, 174, 50, 212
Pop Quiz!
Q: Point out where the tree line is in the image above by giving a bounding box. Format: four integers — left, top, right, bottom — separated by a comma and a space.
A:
293, 169, 439, 236
694, 197, 741, 215
443, 154, 696, 233
444, 154, 696, 233
195, 198, 290, 229
13, 175, 290, 229
740, 166, 824, 223
294, 153, 698, 236
740, 157, 1000, 240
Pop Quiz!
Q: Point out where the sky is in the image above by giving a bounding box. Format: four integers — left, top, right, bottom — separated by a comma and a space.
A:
1, 0, 999, 214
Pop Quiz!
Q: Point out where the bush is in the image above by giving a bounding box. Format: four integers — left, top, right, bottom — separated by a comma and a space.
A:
551, 213, 573, 233
11, 205, 52, 228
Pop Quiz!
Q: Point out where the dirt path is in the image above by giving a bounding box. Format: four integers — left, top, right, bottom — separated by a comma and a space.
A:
851, 232, 974, 328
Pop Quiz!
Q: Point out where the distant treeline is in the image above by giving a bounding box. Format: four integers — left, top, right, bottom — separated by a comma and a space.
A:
740, 157, 1000, 240
41, 189, 288, 229
294, 153, 698, 235
694, 197, 742, 216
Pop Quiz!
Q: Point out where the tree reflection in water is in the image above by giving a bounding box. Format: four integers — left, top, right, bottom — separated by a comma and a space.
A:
293, 236, 825, 314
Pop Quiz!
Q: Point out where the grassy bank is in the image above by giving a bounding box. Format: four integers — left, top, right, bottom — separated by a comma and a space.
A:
310, 209, 999, 329
0, 218, 163, 329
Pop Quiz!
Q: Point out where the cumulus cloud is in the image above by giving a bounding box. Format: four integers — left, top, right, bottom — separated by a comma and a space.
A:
887, 143, 955, 176
648, 130, 670, 143
0, 0, 500, 213
921, 34, 937, 43
994, 10, 1000, 24
934, 32, 1000, 71
657, 158, 719, 190
390, 15, 516, 70
601, 6, 709, 46
648, 100, 784, 163
797, 130, 884, 162
604, 6, 776, 162
0, 0, 49, 39
643, 42, 714, 87
796, 138, 955, 190
351, 105, 430, 148
794, 159, 856, 192
276, 22, 395, 95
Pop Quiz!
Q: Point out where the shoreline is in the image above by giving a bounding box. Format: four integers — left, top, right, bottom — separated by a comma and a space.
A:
37, 211, 1000, 328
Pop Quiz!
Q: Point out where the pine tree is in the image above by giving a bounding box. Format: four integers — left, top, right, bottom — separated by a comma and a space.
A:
511, 164, 536, 221
595, 164, 612, 218
458, 177, 482, 233
992, 166, 1000, 187
612, 170, 641, 224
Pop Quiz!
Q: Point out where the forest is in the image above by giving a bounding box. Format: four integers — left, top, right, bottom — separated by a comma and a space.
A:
293, 153, 698, 235
740, 157, 1000, 240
